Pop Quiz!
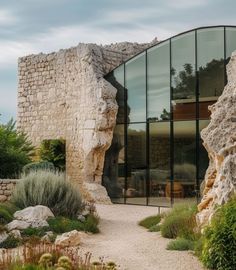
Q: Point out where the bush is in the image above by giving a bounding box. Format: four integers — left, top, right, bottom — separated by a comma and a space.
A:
199, 198, 236, 270
48, 214, 99, 234
39, 139, 65, 171
0, 119, 33, 178
167, 238, 195, 251
22, 161, 55, 175
148, 224, 161, 232
0, 202, 19, 224
139, 215, 161, 229
11, 170, 82, 218
0, 234, 22, 249
21, 227, 48, 238
161, 204, 197, 240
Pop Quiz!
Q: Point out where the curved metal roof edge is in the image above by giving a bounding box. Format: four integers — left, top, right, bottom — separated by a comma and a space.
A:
105, 25, 236, 75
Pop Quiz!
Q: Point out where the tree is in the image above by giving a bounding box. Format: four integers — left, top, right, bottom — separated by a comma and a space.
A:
0, 119, 34, 178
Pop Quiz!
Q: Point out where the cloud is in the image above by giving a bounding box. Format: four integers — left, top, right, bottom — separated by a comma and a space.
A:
0, 8, 18, 26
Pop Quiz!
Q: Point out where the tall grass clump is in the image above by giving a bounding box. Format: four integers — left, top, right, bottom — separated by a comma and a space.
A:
199, 197, 236, 270
161, 203, 198, 240
11, 170, 82, 218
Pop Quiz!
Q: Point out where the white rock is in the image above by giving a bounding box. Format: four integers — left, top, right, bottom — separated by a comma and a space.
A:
55, 230, 87, 247
9, 230, 21, 239
31, 219, 49, 228
14, 205, 54, 222
0, 232, 8, 243
7, 220, 30, 231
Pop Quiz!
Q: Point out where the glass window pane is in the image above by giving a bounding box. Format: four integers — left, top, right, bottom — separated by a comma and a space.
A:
226, 27, 236, 63
102, 124, 125, 203
147, 41, 170, 121
105, 65, 125, 123
149, 122, 171, 206
199, 120, 210, 183
171, 31, 196, 120
125, 53, 146, 122
197, 27, 224, 118
174, 121, 196, 203
126, 123, 146, 204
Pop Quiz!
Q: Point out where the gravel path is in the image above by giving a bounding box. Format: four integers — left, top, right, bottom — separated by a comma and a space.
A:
80, 204, 205, 270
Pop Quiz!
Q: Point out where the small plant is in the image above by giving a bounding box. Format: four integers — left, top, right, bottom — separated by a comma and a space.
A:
0, 234, 22, 249
160, 204, 197, 240
23, 161, 55, 174
47, 214, 99, 234
21, 227, 49, 238
199, 197, 236, 270
39, 139, 65, 171
148, 224, 161, 232
0, 202, 20, 224
139, 215, 161, 229
11, 170, 82, 218
167, 238, 195, 251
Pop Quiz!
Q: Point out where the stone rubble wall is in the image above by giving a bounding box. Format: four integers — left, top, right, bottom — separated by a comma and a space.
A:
0, 180, 18, 202
197, 52, 236, 226
17, 41, 157, 203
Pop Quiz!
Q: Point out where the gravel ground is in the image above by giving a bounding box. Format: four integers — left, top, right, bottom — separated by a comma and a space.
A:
79, 204, 206, 270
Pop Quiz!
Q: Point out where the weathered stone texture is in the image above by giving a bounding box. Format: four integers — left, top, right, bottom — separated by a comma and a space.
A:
17, 41, 156, 202
0, 180, 18, 202
197, 52, 236, 226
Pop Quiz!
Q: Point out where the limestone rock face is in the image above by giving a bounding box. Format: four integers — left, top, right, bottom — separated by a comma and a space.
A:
197, 52, 236, 227
55, 230, 87, 247
17, 40, 157, 203
7, 220, 30, 231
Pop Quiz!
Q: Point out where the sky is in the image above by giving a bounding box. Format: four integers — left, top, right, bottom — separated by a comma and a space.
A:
0, 0, 236, 123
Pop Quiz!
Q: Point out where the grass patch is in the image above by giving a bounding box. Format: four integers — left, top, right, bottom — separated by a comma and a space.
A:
0, 202, 19, 224
160, 204, 197, 240
167, 238, 195, 251
139, 215, 161, 229
21, 227, 49, 238
148, 224, 161, 232
48, 214, 99, 234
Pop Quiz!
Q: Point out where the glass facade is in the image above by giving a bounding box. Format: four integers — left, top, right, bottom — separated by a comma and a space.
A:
103, 26, 236, 206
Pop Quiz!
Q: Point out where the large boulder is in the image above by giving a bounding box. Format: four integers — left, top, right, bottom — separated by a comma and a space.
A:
196, 52, 236, 227
55, 230, 87, 247
14, 205, 54, 222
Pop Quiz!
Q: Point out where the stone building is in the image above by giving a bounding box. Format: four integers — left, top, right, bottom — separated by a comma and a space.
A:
18, 26, 236, 224
17, 41, 155, 202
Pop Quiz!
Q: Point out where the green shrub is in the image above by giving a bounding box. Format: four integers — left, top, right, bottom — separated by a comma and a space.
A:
22, 161, 55, 174
9, 264, 42, 270
161, 204, 197, 240
21, 227, 49, 238
0, 202, 19, 224
11, 170, 82, 218
48, 214, 99, 234
139, 215, 161, 229
167, 238, 195, 251
0, 119, 33, 178
148, 224, 161, 232
0, 234, 22, 249
39, 139, 65, 171
199, 198, 236, 270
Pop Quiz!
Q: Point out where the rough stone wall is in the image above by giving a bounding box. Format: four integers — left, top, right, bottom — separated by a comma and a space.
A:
197, 52, 236, 226
17, 41, 155, 203
0, 180, 18, 202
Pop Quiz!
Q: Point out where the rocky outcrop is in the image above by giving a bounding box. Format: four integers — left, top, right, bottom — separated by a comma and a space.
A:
197, 52, 236, 226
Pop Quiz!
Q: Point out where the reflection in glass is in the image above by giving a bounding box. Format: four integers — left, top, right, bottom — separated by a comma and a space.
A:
102, 125, 125, 203
126, 123, 146, 204
226, 27, 236, 63
174, 121, 196, 200
125, 53, 146, 122
171, 32, 196, 120
106, 65, 125, 123
149, 122, 171, 206
147, 41, 170, 121
199, 120, 210, 182
197, 28, 224, 118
